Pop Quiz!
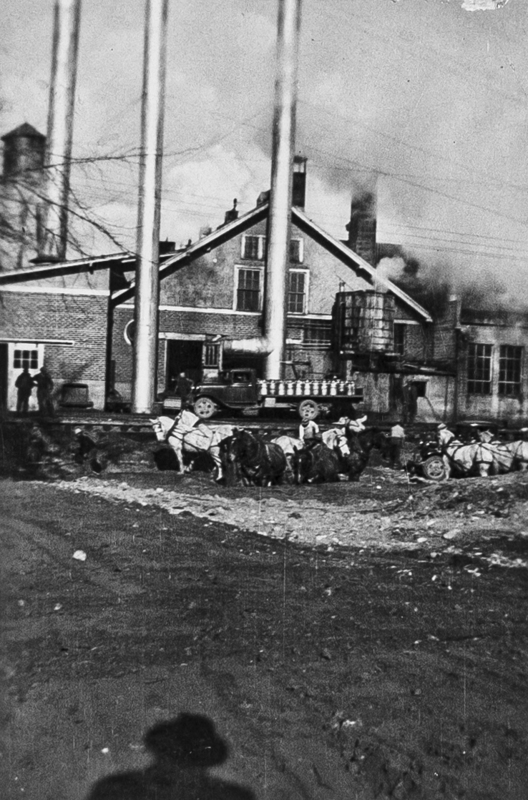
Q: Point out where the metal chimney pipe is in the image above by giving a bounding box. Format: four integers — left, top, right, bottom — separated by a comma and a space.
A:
131, 0, 169, 414
264, 0, 302, 379
223, 0, 302, 376
38, 0, 82, 262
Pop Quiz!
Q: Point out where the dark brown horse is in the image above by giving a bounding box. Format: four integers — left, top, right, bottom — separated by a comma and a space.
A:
343, 427, 388, 481
292, 440, 341, 484
220, 429, 287, 487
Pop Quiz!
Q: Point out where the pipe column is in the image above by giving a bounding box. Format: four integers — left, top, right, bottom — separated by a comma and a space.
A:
132, 0, 169, 414
39, 0, 82, 262
264, 0, 302, 380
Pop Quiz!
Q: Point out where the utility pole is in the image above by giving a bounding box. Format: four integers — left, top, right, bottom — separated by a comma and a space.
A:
131, 0, 169, 414
38, 0, 82, 262
264, 0, 302, 380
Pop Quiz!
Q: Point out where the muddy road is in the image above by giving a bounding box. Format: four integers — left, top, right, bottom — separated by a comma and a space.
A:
2, 465, 528, 799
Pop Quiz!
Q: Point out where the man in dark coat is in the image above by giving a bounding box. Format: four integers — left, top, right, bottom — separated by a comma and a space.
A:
15, 367, 35, 414
33, 367, 54, 416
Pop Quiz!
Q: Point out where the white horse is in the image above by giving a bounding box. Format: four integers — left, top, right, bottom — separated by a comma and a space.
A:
151, 411, 234, 480
442, 440, 514, 479
505, 439, 528, 471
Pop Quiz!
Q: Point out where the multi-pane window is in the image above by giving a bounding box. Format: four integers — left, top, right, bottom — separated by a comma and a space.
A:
289, 238, 303, 263
203, 343, 220, 368
498, 345, 523, 396
236, 268, 261, 311
242, 235, 265, 261
304, 320, 332, 346
288, 270, 307, 314
393, 323, 406, 355
467, 343, 492, 395
13, 349, 39, 370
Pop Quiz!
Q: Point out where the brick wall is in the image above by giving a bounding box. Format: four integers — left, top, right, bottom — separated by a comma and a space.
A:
1, 290, 108, 408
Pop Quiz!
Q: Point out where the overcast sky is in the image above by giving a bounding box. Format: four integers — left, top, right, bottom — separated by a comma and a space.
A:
2, 0, 528, 299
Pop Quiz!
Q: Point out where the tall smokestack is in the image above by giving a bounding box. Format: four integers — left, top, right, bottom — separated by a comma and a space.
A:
263, 0, 302, 380
222, 0, 302, 370
38, 0, 82, 262
131, 0, 169, 414
346, 188, 377, 266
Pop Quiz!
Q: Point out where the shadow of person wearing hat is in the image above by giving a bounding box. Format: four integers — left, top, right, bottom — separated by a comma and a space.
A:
86, 713, 255, 800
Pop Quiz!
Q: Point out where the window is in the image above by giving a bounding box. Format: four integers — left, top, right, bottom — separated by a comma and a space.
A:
467, 343, 492, 395
288, 270, 307, 314
242, 235, 265, 261
14, 348, 39, 370
236, 268, 262, 311
289, 238, 303, 264
393, 323, 405, 355
203, 342, 220, 368
498, 345, 522, 396
304, 320, 332, 346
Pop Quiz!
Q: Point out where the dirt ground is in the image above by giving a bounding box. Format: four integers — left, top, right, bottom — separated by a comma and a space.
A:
1, 435, 528, 799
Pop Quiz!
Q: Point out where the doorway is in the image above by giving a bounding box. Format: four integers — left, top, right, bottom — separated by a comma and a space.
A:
165, 340, 203, 390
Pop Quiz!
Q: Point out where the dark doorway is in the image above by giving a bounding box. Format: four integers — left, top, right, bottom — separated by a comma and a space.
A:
166, 340, 203, 389
0, 344, 8, 411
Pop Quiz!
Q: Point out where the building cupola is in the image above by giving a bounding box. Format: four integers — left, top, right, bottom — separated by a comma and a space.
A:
1, 123, 46, 179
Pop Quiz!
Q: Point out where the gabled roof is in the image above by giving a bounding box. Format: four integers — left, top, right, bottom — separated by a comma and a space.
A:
111, 203, 268, 305
0, 197, 432, 322
2, 122, 46, 141
291, 207, 432, 322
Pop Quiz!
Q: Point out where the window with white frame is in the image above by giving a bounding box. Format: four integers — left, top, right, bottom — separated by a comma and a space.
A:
13, 348, 39, 370
498, 345, 523, 396
289, 238, 303, 264
236, 267, 262, 311
241, 234, 266, 261
467, 343, 492, 395
288, 270, 308, 314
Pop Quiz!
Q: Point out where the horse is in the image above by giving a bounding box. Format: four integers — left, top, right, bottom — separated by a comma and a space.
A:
441, 440, 511, 479
273, 430, 351, 481
343, 426, 389, 481
151, 411, 234, 480
506, 439, 528, 471
292, 440, 341, 484
221, 428, 287, 487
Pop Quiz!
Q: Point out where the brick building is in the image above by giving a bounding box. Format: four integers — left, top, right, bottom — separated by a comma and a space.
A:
2, 127, 528, 424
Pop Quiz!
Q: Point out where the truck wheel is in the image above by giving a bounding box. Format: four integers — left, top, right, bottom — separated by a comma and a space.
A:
421, 455, 446, 481
193, 396, 217, 419
298, 399, 319, 420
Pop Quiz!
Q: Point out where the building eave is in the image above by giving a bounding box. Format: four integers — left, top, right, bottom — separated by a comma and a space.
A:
111, 203, 269, 306
291, 207, 433, 323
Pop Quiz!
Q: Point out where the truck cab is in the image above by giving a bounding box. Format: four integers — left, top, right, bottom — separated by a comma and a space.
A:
191, 369, 259, 418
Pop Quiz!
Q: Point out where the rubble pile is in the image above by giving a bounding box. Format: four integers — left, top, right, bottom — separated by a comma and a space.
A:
52, 470, 528, 563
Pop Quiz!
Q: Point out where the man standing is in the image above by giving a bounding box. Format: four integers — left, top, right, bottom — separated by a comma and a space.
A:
437, 423, 455, 448
15, 367, 35, 414
176, 372, 194, 409
389, 420, 406, 469
33, 367, 54, 416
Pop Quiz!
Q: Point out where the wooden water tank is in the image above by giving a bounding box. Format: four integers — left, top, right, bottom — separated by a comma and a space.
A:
333, 291, 395, 353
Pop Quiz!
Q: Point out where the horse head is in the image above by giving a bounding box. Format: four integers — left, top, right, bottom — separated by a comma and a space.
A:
333, 432, 350, 457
